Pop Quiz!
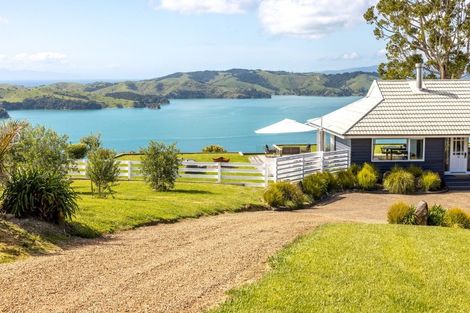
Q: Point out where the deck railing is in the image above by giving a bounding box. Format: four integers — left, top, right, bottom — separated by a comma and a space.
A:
273, 149, 350, 182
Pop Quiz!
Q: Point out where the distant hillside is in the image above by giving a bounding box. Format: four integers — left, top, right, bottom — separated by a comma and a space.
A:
0, 69, 377, 112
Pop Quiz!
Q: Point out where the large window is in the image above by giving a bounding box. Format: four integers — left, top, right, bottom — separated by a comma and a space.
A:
372, 138, 424, 161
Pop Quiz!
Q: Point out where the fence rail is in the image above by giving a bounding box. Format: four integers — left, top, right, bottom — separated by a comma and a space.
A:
70, 159, 272, 187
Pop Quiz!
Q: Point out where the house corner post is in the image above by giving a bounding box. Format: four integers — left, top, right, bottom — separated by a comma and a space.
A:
217, 162, 222, 183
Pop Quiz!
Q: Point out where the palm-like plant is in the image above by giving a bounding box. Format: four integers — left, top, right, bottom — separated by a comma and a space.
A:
0, 121, 27, 183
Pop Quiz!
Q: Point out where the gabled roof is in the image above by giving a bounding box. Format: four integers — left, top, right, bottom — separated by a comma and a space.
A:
307, 79, 470, 137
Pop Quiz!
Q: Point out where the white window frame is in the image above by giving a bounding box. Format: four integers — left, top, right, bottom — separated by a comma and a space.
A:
370, 138, 426, 162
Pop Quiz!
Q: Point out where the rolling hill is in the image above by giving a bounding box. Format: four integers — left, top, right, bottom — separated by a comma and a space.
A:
0, 69, 378, 111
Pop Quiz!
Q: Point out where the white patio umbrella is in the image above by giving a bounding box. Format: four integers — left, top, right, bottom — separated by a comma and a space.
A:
255, 118, 315, 134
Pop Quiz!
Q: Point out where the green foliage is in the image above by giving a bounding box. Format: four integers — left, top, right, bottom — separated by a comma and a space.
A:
263, 182, 305, 209
80, 133, 101, 151
421, 171, 441, 192
302, 174, 328, 201
9, 125, 71, 176
387, 202, 415, 225
0, 169, 78, 224
140, 141, 180, 191
406, 165, 423, 178
202, 144, 227, 153
348, 163, 361, 176
428, 204, 446, 226
318, 172, 339, 192
86, 148, 120, 198
335, 169, 357, 190
356, 163, 378, 190
364, 0, 470, 79
0, 121, 26, 183
383, 168, 415, 194
66, 143, 88, 159
444, 208, 470, 229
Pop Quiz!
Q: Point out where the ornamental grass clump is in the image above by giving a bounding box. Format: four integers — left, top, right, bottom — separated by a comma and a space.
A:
421, 171, 441, 192
335, 169, 356, 190
387, 201, 416, 225
302, 173, 328, 201
0, 169, 78, 224
263, 182, 305, 209
444, 208, 470, 229
383, 168, 415, 194
356, 163, 378, 190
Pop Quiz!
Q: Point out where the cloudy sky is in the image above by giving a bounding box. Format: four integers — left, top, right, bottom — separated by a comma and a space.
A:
0, 0, 385, 79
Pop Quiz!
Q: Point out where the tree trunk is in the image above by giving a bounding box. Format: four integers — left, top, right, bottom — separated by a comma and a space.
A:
439, 64, 447, 79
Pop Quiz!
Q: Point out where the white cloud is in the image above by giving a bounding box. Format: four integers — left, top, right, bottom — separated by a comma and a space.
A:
150, 0, 255, 14
342, 52, 360, 60
0, 52, 68, 70
377, 48, 386, 56
0, 16, 9, 24
13, 51, 67, 63
258, 0, 375, 39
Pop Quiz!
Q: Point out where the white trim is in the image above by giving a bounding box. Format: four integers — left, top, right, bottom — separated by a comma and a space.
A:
346, 134, 470, 139
445, 171, 470, 175
370, 138, 426, 163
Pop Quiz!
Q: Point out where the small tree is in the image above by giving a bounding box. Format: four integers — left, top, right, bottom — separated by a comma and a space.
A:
80, 133, 102, 151
66, 143, 88, 159
86, 148, 120, 198
140, 141, 180, 191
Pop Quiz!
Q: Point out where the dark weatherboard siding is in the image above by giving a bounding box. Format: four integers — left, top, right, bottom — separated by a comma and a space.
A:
350, 138, 446, 174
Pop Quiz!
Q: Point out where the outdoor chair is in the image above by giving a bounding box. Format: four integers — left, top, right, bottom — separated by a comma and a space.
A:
265, 144, 276, 155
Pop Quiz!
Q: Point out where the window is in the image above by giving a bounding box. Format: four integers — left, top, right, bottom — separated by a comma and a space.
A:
372, 138, 424, 161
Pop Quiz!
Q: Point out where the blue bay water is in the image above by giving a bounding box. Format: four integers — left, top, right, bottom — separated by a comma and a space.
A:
8, 96, 358, 153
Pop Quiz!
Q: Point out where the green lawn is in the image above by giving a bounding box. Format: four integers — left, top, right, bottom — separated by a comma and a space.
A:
116, 153, 252, 163
70, 180, 264, 237
213, 223, 470, 313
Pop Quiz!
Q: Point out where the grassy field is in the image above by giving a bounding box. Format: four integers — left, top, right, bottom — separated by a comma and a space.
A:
116, 153, 252, 163
70, 180, 264, 237
213, 223, 470, 313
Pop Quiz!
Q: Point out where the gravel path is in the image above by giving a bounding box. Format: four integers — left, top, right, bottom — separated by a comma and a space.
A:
1, 191, 468, 313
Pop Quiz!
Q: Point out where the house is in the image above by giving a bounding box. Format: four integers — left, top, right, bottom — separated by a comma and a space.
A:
307, 64, 470, 187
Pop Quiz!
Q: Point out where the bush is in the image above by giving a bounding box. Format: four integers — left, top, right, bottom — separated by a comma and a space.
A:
383, 168, 415, 194
335, 169, 356, 190
67, 143, 88, 159
140, 141, 180, 191
86, 148, 120, 198
407, 165, 423, 178
0, 169, 78, 224
428, 204, 446, 226
202, 145, 226, 153
387, 201, 416, 224
9, 125, 72, 176
421, 171, 441, 192
444, 208, 470, 228
302, 173, 328, 201
263, 182, 305, 209
349, 163, 361, 176
80, 133, 101, 151
357, 163, 378, 190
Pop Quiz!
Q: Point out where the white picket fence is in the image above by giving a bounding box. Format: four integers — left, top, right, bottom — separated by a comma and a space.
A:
70, 159, 272, 187
70, 149, 350, 187
273, 149, 350, 182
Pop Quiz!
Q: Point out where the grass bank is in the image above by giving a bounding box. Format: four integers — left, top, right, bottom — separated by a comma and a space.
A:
213, 223, 470, 313
70, 180, 264, 237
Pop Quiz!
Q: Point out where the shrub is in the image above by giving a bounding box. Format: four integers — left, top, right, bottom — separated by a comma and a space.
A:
302, 173, 328, 201
407, 165, 423, 178
349, 163, 361, 176
0, 169, 78, 224
140, 141, 180, 191
335, 169, 356, 190
263, 182, 305, 209
383, 168, 415, 194
428, 204, 446, 226
9, 125, 72, 176
80, 133, 102, 151
444, 208, 470, 229
86, 148, 120, 198
356, 163, 378, 190
421, 171, 441, 192
67, 143, 88, 159
202, 145, 226, 153
387, 202, 416, 225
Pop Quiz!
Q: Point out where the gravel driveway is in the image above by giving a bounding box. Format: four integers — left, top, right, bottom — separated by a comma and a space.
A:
1, 191, 469, 313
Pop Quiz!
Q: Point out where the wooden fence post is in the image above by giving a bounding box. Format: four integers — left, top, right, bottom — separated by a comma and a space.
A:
264, 162, 269, 187
273, 158, 278, 182
217, 162, 222, 183
127, 161, 132, 181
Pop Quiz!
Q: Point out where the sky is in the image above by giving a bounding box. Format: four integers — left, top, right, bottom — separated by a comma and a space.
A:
0, 0, 386, 80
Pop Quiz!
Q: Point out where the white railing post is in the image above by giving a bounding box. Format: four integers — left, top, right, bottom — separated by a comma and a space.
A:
301, 154, 305, 180
273, 158, 278, 182
320, 151, 325, 172
217, 162, 222, 183
127, 161, 132, 181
